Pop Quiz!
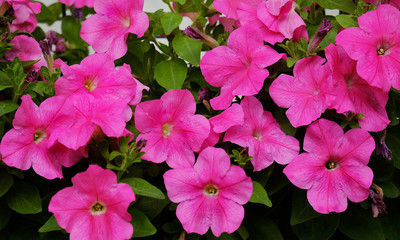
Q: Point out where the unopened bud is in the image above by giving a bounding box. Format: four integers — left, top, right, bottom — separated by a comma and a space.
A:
39, 40, 51, 56
198, 86, 211, 102
135, 139, 147, 151
45, 30, 59, 46
72, 6, 84, 19
184, 26, 219, 48
25, 70, 38, 83
307, 19, 333, 54
375, 129, 392, 160
369, 184, 387, 218
55, 38, 66, 54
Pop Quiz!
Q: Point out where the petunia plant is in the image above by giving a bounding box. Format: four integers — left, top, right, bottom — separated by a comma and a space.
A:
0, 0, 400, 239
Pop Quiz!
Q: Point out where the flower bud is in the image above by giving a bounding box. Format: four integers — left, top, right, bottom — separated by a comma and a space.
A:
369, 187, 387, 218
72, 6, 83, 19
375, 129, 392, 160
307, 19, 333, 54
45, 30, 59, 46
184, 26, 219, 48
39, 40, 51, 56
25, 70, 38, 83
55, 38, 66, 54
198, 86, 211, 102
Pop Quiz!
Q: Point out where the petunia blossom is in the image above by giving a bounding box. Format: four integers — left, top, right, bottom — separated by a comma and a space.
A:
236, 0, 308, 44
4, 35, 46, 71
54, 53, 148, 105
325, 44, 390, 132
0, 95, 86, 179
80, 0, 149, 60
200, 26, 284, 110
135, 89, 210, 168
0, 0, 41, 33
212, 0, 262, 19
336, 4, 400, 92
224, 96, 299, 171
269, 55, 335, 127
164, 147, 253, 236
283, 119, 375, 214
49, 165, 135, 240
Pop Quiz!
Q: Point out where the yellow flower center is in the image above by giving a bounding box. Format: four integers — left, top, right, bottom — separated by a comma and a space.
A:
33, 130, 46, 144
377, 48, 386, 55
325, 160, 338, 170
253, 130, 262, 141
84, 78, 97, 92
204, 184, 218, 195
162, 123, 173, 137
90, 202, 106, 215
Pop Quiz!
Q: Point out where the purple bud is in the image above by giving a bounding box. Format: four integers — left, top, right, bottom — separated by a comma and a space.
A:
184, 26, 203, 40
45, 30, 59, 46
55, 38, 66, 54
25, 70, 38, 83
72, 6, 84, 19
317, 19, 333, 37
369, 189, 387, 218
375, 129, 392, 160
135, 139, 147, 151
198, 86, 211, 102
307, 19, 333, 54
39, 40, 51, 56
183, 26, 219, 48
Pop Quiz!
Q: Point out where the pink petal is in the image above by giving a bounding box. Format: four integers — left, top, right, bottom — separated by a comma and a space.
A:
164, 168, 203, 203
209, 103, 244, 133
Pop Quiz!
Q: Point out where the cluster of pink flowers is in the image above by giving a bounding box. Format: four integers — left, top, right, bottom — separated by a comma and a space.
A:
0, 0, 395, 238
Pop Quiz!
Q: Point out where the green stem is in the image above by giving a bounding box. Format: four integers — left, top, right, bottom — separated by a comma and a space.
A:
117, 156, 128, 180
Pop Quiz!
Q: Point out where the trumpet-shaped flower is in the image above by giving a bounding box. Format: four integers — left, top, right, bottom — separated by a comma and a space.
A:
269, 55, 334, 127
236, 0, 308, 44
325, 44, 389, 132
55, 53, 148, 105
200, 26, 283, 110
283, 119, 375, 214
336, 4, 400, 92
49, 165, 135, 240
164, 147, 253, 236
0, 95, 86, 179
80, 0, 149, 59
1, 0, 41, 33
135, 89, 210, 168
224, 96, 299, 171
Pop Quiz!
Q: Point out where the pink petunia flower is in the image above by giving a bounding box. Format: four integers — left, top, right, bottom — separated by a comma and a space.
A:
4, 35, 46, 71
164, 147, 253, 236
1, 0, 41, 33
49, 165, 135, 240
236, 0, 308, 44
80, 0, 149, 60
54, 53, 148, 105
224, 96, 299, 171
200, 26, 284, 110
364, 0, 400, 9
58, 0, 95, 8
134, 89, 210, 168
269, 55, 335, 127
336, 4, 400, 92
0, 95, 86, 179
325, 44, 390, 132
283, 119, 375, 214
212, 0, 262, 19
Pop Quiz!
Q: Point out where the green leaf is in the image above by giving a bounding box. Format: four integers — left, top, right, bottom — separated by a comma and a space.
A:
161, 12, 183, 35
296, 0, 316, 9
339, 205, 385, 240
38, 215, 63, 233
316, 0, 356, 13
62, 16, 87, 49
0, 71, 12, 91
336, 14, 358, 28
246, 215, 283, 240
173, 0, 187, 4
0, 101, 19, 117
135, 197, 170, 220
130, 208, 157, 237
378, 181, 399, 198
249, 181, 272, 207
154, 59, 187, 90
32, 81, 54, 97
290, 189, 321, 225
386, 133, 400, 169
0, 172, 13, 198
36, 3, 61, 25
121, 177, 165, 199
292, 214, 339, 240
172, 35, 203, 66
6, 181, 42, 214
